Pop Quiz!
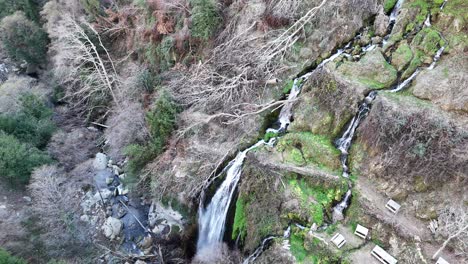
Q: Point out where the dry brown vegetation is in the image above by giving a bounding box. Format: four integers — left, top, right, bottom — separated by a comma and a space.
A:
29, 165, 92, 258
358, 97, 468, 185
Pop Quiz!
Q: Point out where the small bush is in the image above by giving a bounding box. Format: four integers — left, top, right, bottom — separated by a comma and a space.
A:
125, 91, 179, 176
190, 0, 221, 40
0, 248, 26, 264
137, 69, 161, 93
0, 12, 48, 66
0, 94, 55, 149
0, 0, 40, 21
383, 0, 397, 13
0, 132, 52, 188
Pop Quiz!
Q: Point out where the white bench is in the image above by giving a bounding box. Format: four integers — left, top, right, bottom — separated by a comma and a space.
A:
371, 245, 398, 264
354, 224, 369, 239
436, 257, 449, 264
331, 233, 346, 248
385, 199, 401, 214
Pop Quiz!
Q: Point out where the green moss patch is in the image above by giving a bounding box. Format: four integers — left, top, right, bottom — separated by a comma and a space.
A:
384, 0, 398, 13
287, 176, 346, 225
392, 42, 413, 71
277, 132, 341, 172
232, 197, 247, 240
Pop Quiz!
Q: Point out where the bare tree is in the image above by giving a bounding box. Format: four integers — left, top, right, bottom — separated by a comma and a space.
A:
171, 0, 328, 115
42, 1, 120, 113
433, 204, 468, 259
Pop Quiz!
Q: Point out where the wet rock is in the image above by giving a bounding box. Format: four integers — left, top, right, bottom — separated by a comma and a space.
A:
22, 196, 32, 203
106, 176, 114, 185
139, 235, 153, 249
374, 7, 389, 37
371, 36, 382, 45
102, 217, 123, 240
94, 153, 108, 170
135, 260, 146, 264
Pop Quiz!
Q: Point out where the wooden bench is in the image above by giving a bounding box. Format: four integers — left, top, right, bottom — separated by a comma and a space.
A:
354, 224, 369, 239
331, 233, 346, 248
385, 199, 401, 214
436, 257, 449, 264
371, 245, 398, 264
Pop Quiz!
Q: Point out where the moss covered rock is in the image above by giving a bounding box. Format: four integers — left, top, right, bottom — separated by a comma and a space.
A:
391, 41, 413, 71
337, 49, 397, 89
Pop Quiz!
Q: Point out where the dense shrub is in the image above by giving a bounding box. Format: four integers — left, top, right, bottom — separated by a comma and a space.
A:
0, 0, 40, 21
190, 0, 221, 39
0, 94, 55, 149
0, 248, 26, 264
0, 132, 52, 187
125, 91, 178, 176
0, 12, 48, 66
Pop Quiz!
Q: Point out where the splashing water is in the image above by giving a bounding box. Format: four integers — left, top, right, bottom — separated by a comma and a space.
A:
335, 92, 377, 178
197, 140, 265, 251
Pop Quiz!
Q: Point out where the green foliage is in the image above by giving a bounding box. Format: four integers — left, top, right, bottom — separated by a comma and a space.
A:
287, 176, 345, 225
125, 91, 179, 176
384, 0, 398, 13
191, 0, 221, 39
0, 132, 52, 187
0, 248, 26, 264
263, 131, 278, 142
156, 37, 176, 71
137, 69, 161, 93
0, 94, 56, 149
232, 197, 247, 240
0, 0, 40, 21
290, 233, 307, 262
0, 12, 48, 66
282, 80, 294, 94
80, 0, 102, 17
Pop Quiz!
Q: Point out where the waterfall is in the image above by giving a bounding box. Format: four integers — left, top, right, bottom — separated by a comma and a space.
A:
440, 0, 448, 10
428, 46, 445, 70
197, 75, 310, 252
390, 69, 420, 93
332, 189, 352, 222
242, 236, 276, 264
391, 45, 445, 92
389, 0, 404, 23
335, 92, 377, 178
383, 0, 404, 46
197, 140, 265, 251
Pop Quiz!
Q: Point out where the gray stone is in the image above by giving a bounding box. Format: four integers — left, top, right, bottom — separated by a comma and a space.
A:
94, 153, 108, 170
374, 7, 389, 37
102, 217, 123, 240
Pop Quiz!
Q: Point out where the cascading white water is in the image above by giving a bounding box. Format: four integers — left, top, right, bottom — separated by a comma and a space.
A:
390, 69, 420, 93
391, 45, 445, 92
336, 92, 377, 178
440, 0, 448, 10
382, 0, 404, 46
332, 189, 352, 222
197, 140, 265, 251
428, 46, 445, 70
389, 0, 404, 23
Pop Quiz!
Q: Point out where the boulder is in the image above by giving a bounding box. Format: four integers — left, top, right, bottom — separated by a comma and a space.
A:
391, 41, 413, 71
93, 153, 108, 170
374, 7, 389, 37
412, 55, 468, 113
102, 217, 123, 240
336, 48, 397, 89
